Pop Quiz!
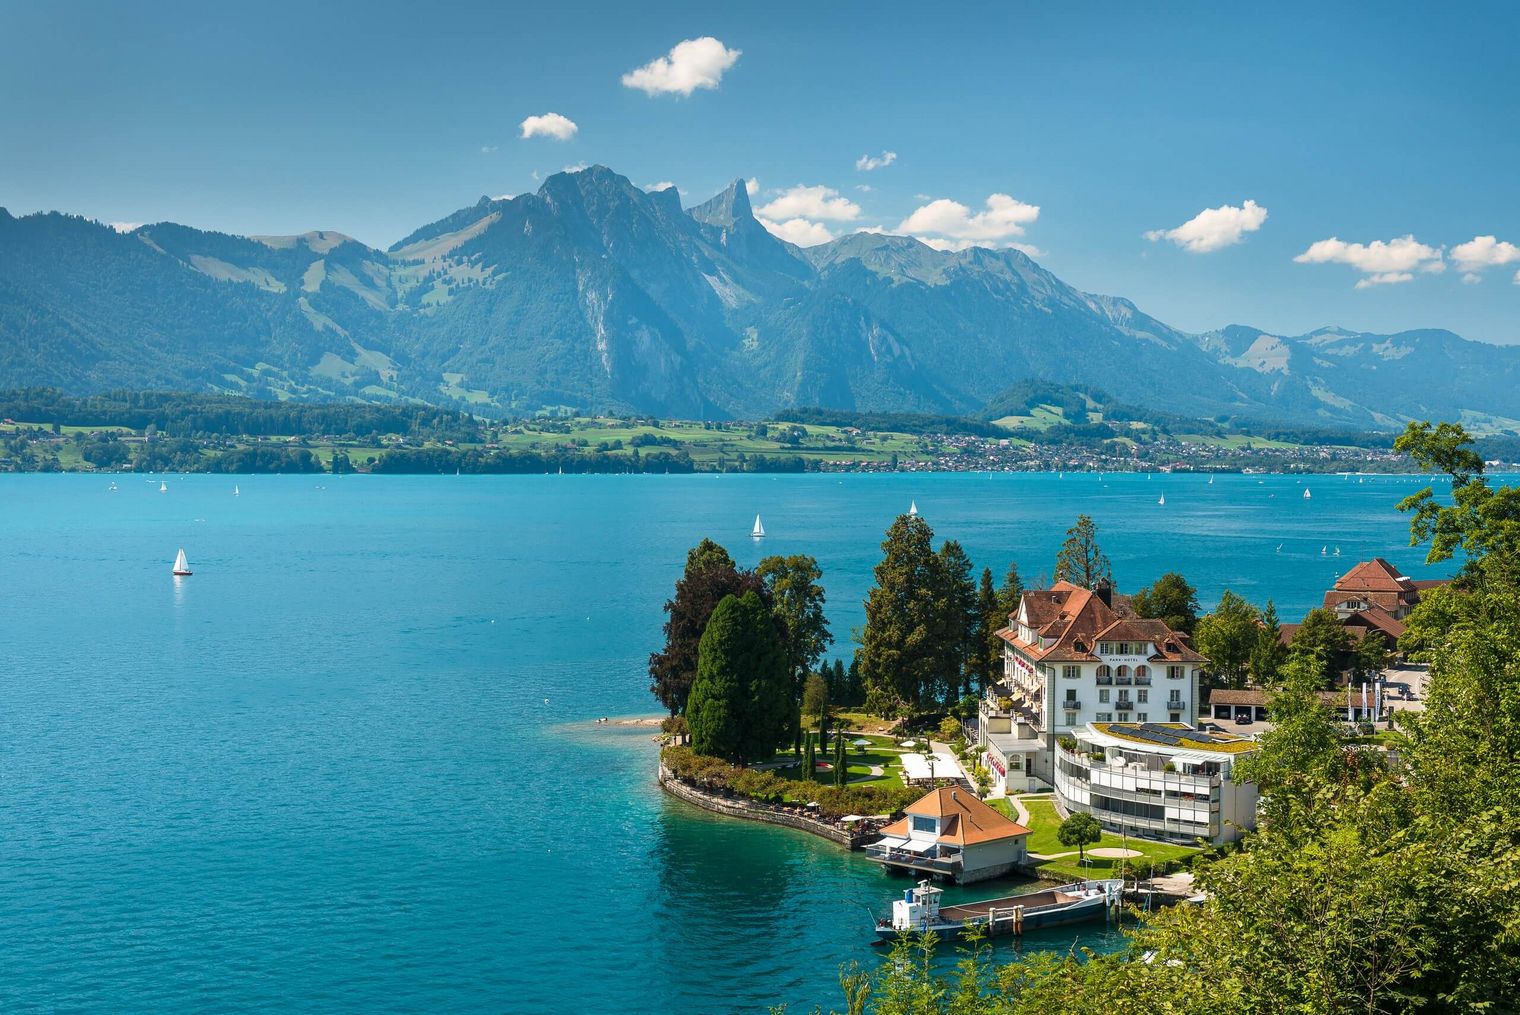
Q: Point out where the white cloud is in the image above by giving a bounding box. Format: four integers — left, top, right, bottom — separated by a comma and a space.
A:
1463, 272, 1482, 284
480, 145, 499, 154
1514, 269, 1520, 285
855, 150, 897, 172
108, 221, 142, 233
758, 217, 835, 246
643, 181, 676, 192
622, 37, 740, 96
1355, 272, 1415, 289
745, 178, 759, 196
1144, 199, 1267, 253
562, 161, 589, 173
1450, 235, 1520, 273
519, 112, 578, 141
896, 193, 1040, 249
855, 184, 873, 193
756, 185, 861, 222
1294, 234, 1444, 287
491, 193, 515, 201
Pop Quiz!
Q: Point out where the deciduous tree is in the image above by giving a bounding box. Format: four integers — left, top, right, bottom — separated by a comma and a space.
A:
1130, 572, 1199, 634
1193, 590, 1260, 689
649, 539, 765, 715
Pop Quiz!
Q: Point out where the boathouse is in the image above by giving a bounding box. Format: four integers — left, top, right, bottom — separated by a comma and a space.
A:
865, 787, 1030, 884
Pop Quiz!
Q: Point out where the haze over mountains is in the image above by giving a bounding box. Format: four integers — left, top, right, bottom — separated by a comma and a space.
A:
2, 165, 1516, 429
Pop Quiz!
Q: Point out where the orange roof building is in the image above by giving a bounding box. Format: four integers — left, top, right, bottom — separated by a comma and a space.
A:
978, 581, 1209, 795
866, 787, 1031, 884
1322, 558, 1445, 621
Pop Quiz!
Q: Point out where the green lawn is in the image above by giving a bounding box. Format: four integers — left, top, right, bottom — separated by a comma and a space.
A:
1017, 796, 1200, 880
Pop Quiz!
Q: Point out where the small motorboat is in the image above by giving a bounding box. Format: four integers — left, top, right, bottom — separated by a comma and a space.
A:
875, 878, 1121, 940
172, 548, 192, 576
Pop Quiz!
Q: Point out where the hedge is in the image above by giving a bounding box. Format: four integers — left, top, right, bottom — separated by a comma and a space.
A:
662, 746, 921, 820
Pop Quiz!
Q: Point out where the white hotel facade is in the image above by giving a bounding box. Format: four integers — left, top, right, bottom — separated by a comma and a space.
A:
978, 581, 1207, 793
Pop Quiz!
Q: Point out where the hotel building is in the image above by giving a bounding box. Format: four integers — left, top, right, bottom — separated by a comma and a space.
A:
979, 581, 1208, 792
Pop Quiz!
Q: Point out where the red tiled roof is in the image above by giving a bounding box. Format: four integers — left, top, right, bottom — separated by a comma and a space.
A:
1001, 583, 1205, 664
878, 787, 1030, 845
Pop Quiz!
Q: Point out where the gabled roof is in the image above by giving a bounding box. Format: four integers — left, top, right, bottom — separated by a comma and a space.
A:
1341, 604, 1406, 640
878, 787, 1029, 845
1333, 558, 1415, 594
999, 582, 1204, 663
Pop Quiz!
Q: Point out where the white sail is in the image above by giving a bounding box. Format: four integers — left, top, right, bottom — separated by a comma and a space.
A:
234, 485, 240, 496
909, 500, 919, 516
1303, 488, 1312, 499
752, 514, 765, 538
173, 548, 190, 575
1208, 476, 1214, 485
160, 481, 168, 493
1158, 494, 1165, 505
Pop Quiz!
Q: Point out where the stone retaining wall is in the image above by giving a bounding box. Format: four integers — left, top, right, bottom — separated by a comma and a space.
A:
657, 765, 879, 849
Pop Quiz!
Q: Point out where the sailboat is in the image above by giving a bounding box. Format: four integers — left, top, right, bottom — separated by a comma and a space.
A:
172, 548, 192, 576
1208, 476, 1214, 485
1303, 488, 1312, 499
1334, 547, 1342, 556
752, 515, 765, 539
1275, 544, 1283, 553
234, 485, 240, 497
1158, 494, 1165, 505
909, 500, 919, 517
159, 481, 168, 494
1321, 546, 1328, 556
108, 481, 118, 492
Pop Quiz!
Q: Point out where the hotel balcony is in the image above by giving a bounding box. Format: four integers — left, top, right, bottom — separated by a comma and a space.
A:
1058, 699, 1082, 711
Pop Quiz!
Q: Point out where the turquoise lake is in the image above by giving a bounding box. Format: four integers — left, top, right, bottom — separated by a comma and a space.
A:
0, 471, 1459, 1013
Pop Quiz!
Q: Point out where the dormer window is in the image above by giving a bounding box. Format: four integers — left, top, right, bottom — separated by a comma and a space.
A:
910, 815, 937, 835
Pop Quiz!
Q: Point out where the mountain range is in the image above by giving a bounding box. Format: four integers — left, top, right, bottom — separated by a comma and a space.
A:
2, 164, 1517, 430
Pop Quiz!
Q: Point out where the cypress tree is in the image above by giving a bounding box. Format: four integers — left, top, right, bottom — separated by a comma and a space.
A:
834, 732, 847, 787
687, 591, 793, 764
803, 731, 816, 781
933, 539, 980, 706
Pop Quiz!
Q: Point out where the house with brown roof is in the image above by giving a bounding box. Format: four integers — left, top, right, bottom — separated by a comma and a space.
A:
1322, 558, 1445, 622
1207, 687, 1386, 725
864, 786, 1031, 883
978, 581, 1208, 790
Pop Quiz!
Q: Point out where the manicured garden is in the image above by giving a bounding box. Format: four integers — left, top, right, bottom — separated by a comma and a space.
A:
1016, 795, 1200, 880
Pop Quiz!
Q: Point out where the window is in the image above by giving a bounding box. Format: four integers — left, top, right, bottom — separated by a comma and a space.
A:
1064, 711, 1078, 726
1064, 689, 1078, 703
1170, 712, 1182, 723
1062, 665, 1080, 680
1169, 691, 1183, 705
1098, 689, 1110, 703
911, 815, 937, 834
1117, 665, 1131, 678
1138, 689, 1148, 703
1096, 712, 1113, 722
1135, 665, 1149, 680
1168, 665, 1184, 679
1137, 712, 1149, 721
1096, 664, 1111, 678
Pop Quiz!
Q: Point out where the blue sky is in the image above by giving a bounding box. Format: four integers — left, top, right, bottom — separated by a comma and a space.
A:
3, 1, 1517, 344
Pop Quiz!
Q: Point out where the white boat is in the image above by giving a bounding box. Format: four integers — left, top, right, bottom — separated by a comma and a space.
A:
234, 485, 240, 496
908, 500, 919, 517
751, 514, 765, 539
1208, 476, 1214, 485
172, 548, 192, 576
876, 879, 1121, 940
108, 482, 118, 492
1276, 544, 1283, 553
1334, 546, 1341, 556
159, 481, 168, 494
1303, 488, 1312, 499
1322, 546, 1328, 556
1158, 494, 1165, 505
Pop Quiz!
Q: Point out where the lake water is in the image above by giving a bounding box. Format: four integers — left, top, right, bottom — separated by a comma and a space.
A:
0, 471, 1458, 1013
